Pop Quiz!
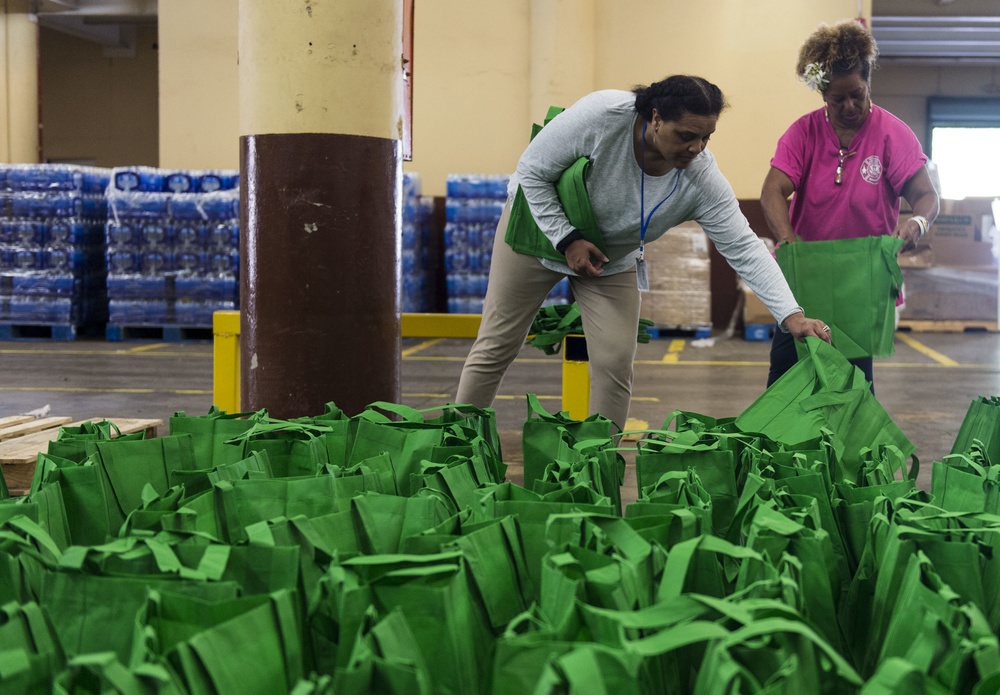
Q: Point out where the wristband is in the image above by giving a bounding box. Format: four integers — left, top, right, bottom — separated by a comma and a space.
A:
555, 230, 585, 254
911, 215, 929, 238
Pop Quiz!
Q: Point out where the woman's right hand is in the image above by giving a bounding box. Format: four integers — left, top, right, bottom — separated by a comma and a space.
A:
564, 239, 609, 277
782, 311, 832, 343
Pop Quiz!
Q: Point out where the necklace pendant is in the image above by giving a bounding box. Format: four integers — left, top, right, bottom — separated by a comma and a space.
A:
835, 165, 843, 186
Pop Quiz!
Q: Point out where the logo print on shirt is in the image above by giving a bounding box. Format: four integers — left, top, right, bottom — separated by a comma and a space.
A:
860, 156, 882, 185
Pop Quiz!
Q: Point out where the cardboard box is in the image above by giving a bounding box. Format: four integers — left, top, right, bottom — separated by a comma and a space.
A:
742, 287, 774, 325
899, 265, 998, 321
640, 223, 712, 327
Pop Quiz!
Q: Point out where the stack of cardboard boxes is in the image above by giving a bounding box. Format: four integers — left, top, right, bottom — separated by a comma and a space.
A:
639, 223, 712, 331
898, 198, 999, 325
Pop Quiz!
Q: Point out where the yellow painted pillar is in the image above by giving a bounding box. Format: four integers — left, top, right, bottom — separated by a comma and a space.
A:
529, 0, 595, 120
1, 0, 39, 163
158, 0, 239, 170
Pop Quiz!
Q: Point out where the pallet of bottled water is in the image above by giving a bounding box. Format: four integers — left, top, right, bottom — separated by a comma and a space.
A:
105, 166, 239, 339
0, 164, 111, 339
402, 172, 436, 314
445, 174, 571, 313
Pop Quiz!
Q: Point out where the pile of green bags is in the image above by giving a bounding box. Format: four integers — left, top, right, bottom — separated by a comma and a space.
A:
2, 338, 1000, 693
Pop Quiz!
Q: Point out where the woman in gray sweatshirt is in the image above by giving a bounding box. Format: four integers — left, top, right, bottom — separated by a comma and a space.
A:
456, 75, 830, 430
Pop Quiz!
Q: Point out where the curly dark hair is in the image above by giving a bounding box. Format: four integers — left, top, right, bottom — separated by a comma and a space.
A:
632, 75, 727, 122
797, 19, 878, 87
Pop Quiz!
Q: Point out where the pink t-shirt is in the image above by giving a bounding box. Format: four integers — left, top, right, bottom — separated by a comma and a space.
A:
770, 105, 927, 241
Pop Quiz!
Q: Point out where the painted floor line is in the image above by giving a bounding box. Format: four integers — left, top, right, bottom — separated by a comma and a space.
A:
894, 332, 960, 366
401, 338, 444, 358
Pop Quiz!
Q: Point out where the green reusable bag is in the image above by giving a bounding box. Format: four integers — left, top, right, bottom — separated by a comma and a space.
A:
46, 419, 146, 463
52, 652, 182, 695
350, 402, 504, 496
349, 492, 453, 556
504, 105, 606, 263
736, 336, 914, 483
738, 502, 843, 654
861, 657, 953, 695
331, 552, 494, 695
134, 588, 305, 695
169, 405, 266, 470
657, 534, 768, 602
332, 607, 431, 695
213, 474, 339, 543
952, 396, 1000, 464
359, 402, 504, 478
931, 442, 1000, 514
0, 516, 63, 605
776, 235, 904, 358
521, 393, 616, 489
410, 455, 495, 515
525, 643, 643, 695
329, 453, 396, 500
542, 513, 665, 615
89, 434, 201, 531
473, 482, 612, 599
626, 469, 713, 547
0, 600, 65, 693
635, 430, 738, 537
226, 420, 333, 479
30, 452, 115, 546
876, 551, 1000, 691
40, 570, 240, 662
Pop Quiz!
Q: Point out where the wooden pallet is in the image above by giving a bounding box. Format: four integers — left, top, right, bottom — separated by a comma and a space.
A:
897, 320, 998, 333
0, 416, 162, 496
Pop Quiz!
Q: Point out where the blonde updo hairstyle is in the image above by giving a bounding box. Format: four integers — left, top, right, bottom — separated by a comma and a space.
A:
797, 19, 878, 89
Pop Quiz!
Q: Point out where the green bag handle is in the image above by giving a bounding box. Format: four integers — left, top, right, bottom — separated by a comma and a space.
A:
0, 515, 63, 564
879, 235, 905, 293
658, 535, 764, 601
526, 393, 611, 426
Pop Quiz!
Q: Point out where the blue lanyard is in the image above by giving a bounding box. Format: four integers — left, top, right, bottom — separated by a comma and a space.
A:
640, 121, 682, 258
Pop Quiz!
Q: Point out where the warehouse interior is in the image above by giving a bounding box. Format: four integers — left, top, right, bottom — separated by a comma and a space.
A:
1, 0, 1000, 692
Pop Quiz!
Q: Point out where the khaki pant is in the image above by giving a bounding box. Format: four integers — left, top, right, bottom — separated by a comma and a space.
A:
455, 204, 641, 429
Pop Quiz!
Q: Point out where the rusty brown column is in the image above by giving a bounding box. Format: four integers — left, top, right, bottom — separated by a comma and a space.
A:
238, 0, 403, 418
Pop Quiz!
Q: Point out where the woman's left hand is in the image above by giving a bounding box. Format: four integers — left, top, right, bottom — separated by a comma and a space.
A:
892, 217, 923, 253
783, 311, 832, 343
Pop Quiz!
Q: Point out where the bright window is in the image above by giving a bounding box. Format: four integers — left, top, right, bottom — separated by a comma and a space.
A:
930, 127, 1000, 199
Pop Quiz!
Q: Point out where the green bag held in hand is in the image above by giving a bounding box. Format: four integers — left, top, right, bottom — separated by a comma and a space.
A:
777, 235, 904, 358
504, 105, 606, 263
736, 336, 915, 484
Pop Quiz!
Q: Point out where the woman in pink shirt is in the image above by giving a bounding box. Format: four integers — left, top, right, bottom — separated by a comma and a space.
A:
761, 19, 939, 389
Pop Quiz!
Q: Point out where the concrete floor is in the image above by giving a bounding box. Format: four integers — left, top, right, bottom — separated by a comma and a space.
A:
2, 328, 998, 496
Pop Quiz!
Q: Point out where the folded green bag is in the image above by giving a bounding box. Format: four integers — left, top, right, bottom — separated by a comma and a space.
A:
504, 105, 606, 262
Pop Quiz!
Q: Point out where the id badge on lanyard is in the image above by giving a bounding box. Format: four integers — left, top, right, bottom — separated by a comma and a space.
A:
638, 120, 682, 292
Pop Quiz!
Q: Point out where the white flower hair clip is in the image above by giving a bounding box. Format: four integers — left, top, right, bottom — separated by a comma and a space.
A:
802, 62, 828, 92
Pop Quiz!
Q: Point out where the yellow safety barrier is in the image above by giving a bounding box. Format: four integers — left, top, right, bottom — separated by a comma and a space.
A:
212, 310, 241, 413
561, 334, 590, 420
211, 311, 484, 412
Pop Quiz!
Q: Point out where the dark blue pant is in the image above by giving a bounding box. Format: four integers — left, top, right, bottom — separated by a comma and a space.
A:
767, 329, 874, 394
